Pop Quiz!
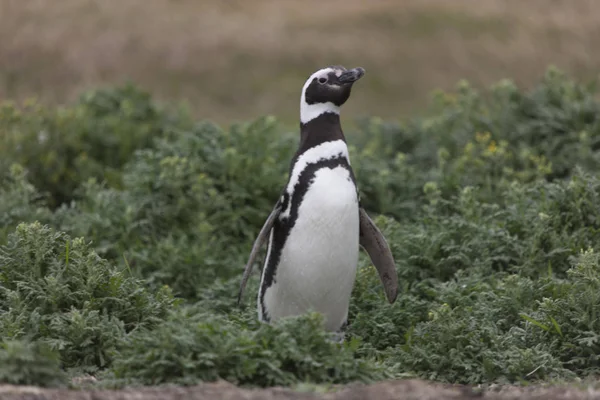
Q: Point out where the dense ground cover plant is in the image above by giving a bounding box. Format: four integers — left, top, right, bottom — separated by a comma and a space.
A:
0, 84, 193, 208
2, 67, 600, 388
0, 339, 66, 387
0, 221, 176, 376
110, 309, 386, 387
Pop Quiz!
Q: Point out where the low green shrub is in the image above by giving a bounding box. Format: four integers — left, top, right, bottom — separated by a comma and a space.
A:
2, 67, 600, 388
352, 68, 600, 220
0, 222, 176, 372
0, 164, 52, 242
0, 84, 192, 208
110, 308, 386, 387
51, 117, 295, 298
384, 247, 600, 384
0, 340, 67, 387
347, 171, 600, 383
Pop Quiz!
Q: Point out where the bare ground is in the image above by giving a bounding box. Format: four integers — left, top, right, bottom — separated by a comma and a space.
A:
1, 0, 600, 125
2, 379, 600, 400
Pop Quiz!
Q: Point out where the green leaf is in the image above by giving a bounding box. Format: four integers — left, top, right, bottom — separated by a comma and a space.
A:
520, 314, 550, 332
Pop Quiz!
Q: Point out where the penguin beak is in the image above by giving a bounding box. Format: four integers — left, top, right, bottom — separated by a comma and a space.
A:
338, 67, 365, 84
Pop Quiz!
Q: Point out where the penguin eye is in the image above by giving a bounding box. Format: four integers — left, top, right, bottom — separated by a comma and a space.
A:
318, 77, 328, 84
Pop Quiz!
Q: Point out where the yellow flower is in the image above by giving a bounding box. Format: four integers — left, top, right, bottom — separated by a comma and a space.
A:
475, 131, 491, 143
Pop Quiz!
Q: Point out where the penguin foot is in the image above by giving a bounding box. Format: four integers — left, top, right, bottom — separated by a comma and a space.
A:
328, 319, 348, 344
329, 331, 346, 344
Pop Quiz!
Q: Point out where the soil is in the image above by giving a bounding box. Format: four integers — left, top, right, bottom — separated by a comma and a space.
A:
1, 379, 599, 400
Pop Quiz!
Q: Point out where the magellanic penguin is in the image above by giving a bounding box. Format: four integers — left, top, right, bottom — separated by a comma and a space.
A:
237, 65, 398, 338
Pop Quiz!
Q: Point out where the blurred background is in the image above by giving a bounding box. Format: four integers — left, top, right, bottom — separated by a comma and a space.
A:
1, 0, 599, 126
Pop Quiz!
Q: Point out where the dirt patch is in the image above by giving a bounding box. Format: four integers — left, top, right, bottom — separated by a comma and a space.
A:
0, 380, 599, 400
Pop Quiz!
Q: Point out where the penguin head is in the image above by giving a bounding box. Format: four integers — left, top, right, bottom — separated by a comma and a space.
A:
300, 65, 365, 124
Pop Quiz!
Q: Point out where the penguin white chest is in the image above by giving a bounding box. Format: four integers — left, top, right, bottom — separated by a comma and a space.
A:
262, 165, 360, 331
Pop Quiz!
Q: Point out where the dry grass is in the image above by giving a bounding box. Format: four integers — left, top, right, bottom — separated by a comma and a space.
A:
1, 0, 599, 125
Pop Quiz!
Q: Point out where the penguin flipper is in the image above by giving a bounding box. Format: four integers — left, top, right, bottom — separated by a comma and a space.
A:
358, 208, 398, 304
237, 203, 281, 305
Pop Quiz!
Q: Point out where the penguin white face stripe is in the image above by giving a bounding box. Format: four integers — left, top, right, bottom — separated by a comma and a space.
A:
300, 67, 345, 124
300, 101, 340, 125
280, 139, 350, 219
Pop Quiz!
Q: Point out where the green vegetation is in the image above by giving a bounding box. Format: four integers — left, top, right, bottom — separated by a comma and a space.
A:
0, 340, 66, 387
2, 67, 600, 388
110, 310, 385, 387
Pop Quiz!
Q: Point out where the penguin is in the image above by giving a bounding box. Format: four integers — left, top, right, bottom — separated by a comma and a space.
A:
237, 65, 398, 339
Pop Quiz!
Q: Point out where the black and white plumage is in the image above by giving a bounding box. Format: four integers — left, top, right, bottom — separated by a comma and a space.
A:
238, 65, 398, 337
